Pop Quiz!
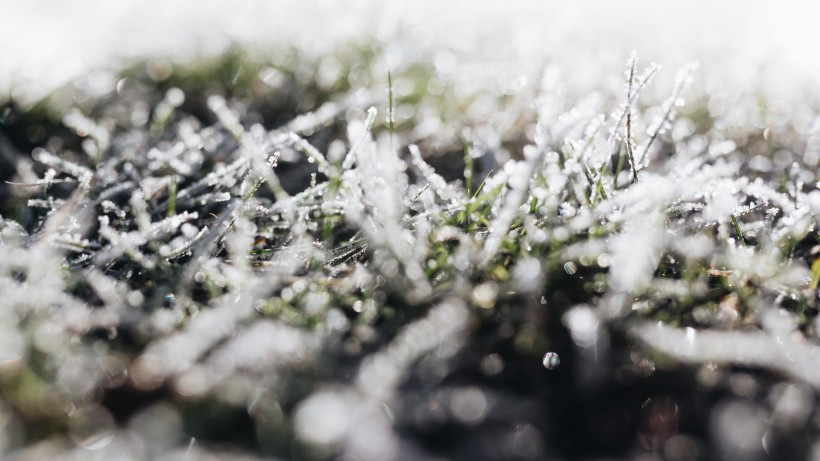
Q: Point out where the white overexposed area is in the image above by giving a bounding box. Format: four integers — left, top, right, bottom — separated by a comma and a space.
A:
1, 1, 819, 105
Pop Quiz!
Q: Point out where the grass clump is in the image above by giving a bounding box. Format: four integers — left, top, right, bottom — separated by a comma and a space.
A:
0, 46, 819, 460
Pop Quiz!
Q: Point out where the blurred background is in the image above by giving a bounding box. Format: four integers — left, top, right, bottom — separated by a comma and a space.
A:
2, 0, 819, 106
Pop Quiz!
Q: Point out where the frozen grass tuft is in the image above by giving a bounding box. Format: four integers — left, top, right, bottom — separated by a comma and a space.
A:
0, 46, 819, 460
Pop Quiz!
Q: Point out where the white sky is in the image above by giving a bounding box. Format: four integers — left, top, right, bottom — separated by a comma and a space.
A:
1, 1, 818, 104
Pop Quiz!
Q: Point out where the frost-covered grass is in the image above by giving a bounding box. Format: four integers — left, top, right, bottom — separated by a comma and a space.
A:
1, 44, 820, 460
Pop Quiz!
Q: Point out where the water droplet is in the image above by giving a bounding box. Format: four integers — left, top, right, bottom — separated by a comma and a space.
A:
542, 352, 560, 370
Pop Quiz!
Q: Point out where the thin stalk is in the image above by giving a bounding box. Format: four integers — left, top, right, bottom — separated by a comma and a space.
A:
387, 70, 395, 155
464, 145, 475, 197
638, 63, 697, 166
614, 144, 626, 189
731, 215, 746, 246
625, 54, 639, 183
167, 175, 178, 218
